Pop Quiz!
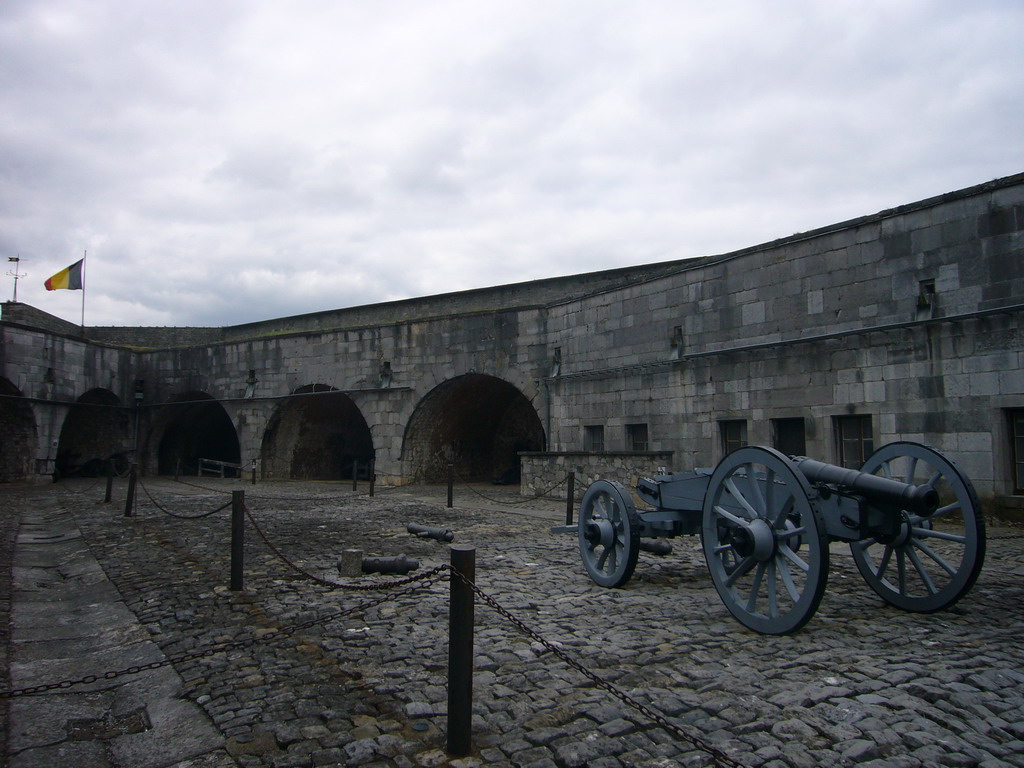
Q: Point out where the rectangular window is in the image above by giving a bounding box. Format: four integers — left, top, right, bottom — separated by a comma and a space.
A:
626, 423, 649, 452
772, 417, 807, 457
1010, 409, 1024, 494
719, 420, 747, 455
835, 415, 874, 469
583, 425, 605, 453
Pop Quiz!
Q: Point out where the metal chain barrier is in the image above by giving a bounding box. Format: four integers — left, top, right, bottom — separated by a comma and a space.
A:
243, 502, 449, 591
0, 579, 444, 699
138, 478, 233, 519
450, 466, 570, 506
172, 476, 398, 504
243, 494, 739, 766
442, 566, 743, 768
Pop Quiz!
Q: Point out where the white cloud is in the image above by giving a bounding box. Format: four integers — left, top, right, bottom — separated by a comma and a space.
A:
1, 0, 1021, 326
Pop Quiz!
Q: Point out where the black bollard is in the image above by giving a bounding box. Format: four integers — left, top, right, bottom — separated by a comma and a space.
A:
565, 471, 575, 526
369, 460, 376, 497
352, 459, 359, 492
124, 464, 137, 518
447, 463, 454, 508
447, 545, 475, 757
104, 458, 114, 504
230, 490, 244, 591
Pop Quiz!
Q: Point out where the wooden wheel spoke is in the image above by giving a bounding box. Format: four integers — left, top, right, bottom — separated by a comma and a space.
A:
724, 555, 757, 587
778, 543, 809, 573
778, 558, 801, 602
912, 538, 958, 577
745, 561, 768, 612
906, 545, 940, 592
723, 477, 760, 519
766, 559, 779, 618
713, 505, 751, 529
745, 463, 767, 513
911, 527, 966, 544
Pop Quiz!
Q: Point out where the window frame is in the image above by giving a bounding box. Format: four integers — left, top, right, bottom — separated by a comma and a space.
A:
834, 414, 874, 469
583, 424, 605, 453
719, 419, 748, 456
626, 423, 649, 452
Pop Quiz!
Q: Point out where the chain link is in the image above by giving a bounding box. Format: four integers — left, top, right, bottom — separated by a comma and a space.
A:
139, 479, 232, 519
244, 502, 450, 591
451, 467, 570, 506
443, 567, 744, 768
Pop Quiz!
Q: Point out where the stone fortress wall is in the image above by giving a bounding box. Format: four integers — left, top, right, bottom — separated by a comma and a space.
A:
1, 173, 1022, 515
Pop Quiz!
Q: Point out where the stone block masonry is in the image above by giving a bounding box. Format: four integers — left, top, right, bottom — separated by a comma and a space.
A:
1, 173, 1023, 517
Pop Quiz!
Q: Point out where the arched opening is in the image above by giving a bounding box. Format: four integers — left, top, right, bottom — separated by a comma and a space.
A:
260, 385, 374, 480
154, 392, 241, 476
0, 377, 36, 482
56, 388, 132, 477
404, 374, 545, 483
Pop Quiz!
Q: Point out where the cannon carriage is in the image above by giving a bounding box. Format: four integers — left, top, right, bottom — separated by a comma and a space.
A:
552, 442, 986, 635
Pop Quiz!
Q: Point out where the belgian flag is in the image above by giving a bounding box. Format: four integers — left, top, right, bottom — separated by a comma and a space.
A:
44, 259, 84, 291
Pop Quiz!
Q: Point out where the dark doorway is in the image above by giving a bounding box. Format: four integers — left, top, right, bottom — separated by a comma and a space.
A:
56, 388, 131, 477
404, 374, 545, 483
261, 385, 374, 480
155, 393, 241, 476
0, 377, 36, 482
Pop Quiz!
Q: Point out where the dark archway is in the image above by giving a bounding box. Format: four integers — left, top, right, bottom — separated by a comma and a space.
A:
261, 385, 374, 480
404, 374, 545, 483
0, 377, 36, 482
56, 388, 132, 477
155, 392, 241, 476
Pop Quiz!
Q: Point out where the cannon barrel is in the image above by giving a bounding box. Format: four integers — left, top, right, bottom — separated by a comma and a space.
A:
362, 554, 420, 575
794, 457, 939, 516
407, 523, 455, 542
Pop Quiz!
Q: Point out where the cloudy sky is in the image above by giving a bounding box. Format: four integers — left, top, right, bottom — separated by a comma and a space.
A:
2, 1, 1021, 328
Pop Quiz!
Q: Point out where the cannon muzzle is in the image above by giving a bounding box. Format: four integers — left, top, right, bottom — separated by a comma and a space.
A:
795, 457, 939, 516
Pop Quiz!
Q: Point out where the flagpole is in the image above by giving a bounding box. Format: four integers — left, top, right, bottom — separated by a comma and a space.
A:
80, 250, 87, 332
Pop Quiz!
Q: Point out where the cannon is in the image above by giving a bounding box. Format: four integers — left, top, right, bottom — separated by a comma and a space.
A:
407, 523, 455, 542
553, 442, 985, 635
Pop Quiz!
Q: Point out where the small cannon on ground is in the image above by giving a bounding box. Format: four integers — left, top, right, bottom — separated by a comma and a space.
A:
553, 442, 986, 635
407, 523, 455, 542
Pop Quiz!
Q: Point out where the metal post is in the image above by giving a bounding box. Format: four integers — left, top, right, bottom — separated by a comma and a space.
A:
565, 471, 575, 525
447, 545, 475, 757
369, 460, 376, 497
104, 459, 114, 503
352, 459, 359, 492
124, 464, 137, 517
251, 458, 257, 486
230, 490, 244, 591
447, 463, 454, 508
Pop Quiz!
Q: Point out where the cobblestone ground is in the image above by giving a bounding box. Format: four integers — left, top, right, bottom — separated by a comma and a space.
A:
4, 476, 1024, 768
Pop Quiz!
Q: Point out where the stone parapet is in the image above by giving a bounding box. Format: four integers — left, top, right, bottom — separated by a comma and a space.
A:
520, 451, 674, 500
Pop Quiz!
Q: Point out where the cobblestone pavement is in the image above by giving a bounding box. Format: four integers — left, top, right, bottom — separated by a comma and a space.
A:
3, 476, 1024, 768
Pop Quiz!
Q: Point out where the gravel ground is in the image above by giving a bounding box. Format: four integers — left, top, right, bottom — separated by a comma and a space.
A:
3, 476, 1024, 768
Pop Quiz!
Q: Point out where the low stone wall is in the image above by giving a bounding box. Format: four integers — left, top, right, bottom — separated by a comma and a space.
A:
520, 451, 674, 500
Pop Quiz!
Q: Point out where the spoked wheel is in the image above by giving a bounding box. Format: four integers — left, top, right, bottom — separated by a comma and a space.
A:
702, 446, 829, 635
578, 480, 640, 588
852, 441, 985, 612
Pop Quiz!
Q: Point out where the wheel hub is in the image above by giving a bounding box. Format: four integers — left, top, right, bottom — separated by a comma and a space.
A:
730, 519, 776, 561
584, 519, 615, 549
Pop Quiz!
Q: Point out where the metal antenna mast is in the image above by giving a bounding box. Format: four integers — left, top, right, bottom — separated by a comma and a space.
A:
6, 255, 27, 302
